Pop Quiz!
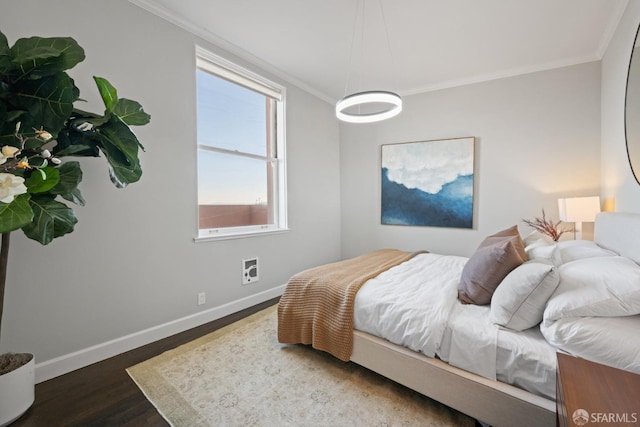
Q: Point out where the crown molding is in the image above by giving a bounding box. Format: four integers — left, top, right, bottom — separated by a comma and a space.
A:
596, 0, 630, 59
128, 0, 335, 104
402, 54, 600, 97
129, 0, 627, 104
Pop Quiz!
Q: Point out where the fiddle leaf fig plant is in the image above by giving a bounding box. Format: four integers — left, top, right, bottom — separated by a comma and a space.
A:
0, 30, 150, 241
0, 29, 150, 353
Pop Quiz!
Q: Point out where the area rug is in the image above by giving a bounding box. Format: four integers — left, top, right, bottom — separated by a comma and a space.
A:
127, 305, 475, 427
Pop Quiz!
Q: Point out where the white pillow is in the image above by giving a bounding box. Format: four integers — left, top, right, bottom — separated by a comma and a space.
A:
523, 231, 551, 246
490, 260, 560, 331
524, 239, 562, 266
543, 256, 640, 323
556, 240, 617, 264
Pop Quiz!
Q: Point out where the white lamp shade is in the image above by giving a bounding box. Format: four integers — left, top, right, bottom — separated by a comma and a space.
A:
558, 196, 601, 222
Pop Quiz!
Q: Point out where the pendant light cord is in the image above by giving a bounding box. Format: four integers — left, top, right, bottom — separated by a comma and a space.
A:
343, 0, 363, 97
378, 0, 400, 94
337, 0, 403, 123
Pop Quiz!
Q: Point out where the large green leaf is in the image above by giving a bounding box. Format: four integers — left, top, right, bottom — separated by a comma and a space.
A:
0, 107, 27, 145
50, 161, 85, 206
0, 30, 11, 75
11, 47, 61, 79
13, 72, 77, 134
24, 166, 60, 193
55, 127, 101, 157
93, 76, 117, 112
96, 116, 143, 187
90, 78, 150, 127
99, 143, 142, 188
70, 107, 109, 125
60, 188, 85, 207
10, 36, 85, 79
0, 105, 15, 146
113, 98, 151, 128
22, 195, 77, 245
0, 193, 33, 233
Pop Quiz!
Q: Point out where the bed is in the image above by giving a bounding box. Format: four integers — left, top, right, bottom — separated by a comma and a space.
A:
277, 212, 640, 427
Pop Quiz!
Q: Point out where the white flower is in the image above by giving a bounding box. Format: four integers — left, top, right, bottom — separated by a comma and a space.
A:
0, 173, 27, 204
2, 146, 19, 158
0, 146, 20, 165
35, 129, 53, 141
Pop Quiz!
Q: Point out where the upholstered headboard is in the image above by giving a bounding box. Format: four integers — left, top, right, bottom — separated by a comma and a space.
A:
594, 212, 640, 264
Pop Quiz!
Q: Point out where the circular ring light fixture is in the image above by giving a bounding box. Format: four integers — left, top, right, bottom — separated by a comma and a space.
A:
336, 90, 402, 124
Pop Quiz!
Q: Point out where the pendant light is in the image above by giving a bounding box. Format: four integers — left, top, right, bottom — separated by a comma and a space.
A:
336, 0, 402, 123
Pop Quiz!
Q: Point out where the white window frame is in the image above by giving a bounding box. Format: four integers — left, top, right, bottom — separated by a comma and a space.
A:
194, 47, 288, 242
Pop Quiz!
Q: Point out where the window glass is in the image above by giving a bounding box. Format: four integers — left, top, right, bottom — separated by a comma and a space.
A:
195, 49, 286, 239
196, 69, 267, 157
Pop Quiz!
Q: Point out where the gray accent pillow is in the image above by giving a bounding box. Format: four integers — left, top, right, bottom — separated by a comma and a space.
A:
483, 225, 528, 261
458, 234, 526, 305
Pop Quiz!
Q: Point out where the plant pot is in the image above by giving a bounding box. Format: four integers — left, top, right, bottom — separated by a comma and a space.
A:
0, 353, 35, 427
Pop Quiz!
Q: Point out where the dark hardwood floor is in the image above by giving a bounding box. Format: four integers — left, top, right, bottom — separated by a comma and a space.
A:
12, 298, 280, 427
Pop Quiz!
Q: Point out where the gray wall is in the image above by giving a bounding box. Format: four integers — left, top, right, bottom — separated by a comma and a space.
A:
602, 0, 640, 213
0, 0, 341, 366
339, 63, 602, 258
2, 0, 636, 379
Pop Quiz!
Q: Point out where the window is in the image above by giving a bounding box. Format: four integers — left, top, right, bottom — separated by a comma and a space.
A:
195, 47, 287, 240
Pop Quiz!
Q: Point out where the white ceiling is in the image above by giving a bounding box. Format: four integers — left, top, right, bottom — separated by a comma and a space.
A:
132, 0, 628, 103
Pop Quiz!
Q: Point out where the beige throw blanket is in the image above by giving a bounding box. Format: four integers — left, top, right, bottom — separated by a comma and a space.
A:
277, 249, 422, 361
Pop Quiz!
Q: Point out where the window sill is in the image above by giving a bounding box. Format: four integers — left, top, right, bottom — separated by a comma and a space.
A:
194, 227, 290, 243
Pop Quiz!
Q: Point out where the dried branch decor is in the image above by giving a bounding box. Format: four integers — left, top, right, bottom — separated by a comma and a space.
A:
522, 209, 572, 242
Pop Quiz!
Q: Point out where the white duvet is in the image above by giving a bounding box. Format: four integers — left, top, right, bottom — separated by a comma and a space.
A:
353, 253, 498, 380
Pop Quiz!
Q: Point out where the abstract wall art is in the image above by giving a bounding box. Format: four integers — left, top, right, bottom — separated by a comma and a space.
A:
381, 137, 475, 228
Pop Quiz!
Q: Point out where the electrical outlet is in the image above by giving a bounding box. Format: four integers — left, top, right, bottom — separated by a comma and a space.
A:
242, 257, 259, 285
197, 292, 206, 305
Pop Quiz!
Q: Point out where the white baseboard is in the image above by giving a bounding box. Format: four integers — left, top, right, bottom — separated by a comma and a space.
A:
35, 284, 286, 383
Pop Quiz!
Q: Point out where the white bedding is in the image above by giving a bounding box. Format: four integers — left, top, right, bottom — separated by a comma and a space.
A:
353, 252, 556, 398
353, 253, 465, 359
496, 326, 557, 399
437, 305, 557, 399
438, 303, 497, 380
541, 315, 640, 375
352, 213, 640, 402
539, 254, 640, 374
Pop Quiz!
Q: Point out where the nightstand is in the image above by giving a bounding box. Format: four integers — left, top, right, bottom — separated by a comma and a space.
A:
556, 352, 640, 427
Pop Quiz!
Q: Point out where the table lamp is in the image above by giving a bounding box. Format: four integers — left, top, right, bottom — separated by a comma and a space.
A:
557, 196, 601, 240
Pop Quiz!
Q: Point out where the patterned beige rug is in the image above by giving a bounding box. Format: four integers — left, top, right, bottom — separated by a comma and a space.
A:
127, 305, 475, 427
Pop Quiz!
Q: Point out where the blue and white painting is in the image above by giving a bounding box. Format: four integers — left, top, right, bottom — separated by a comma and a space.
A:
381, 137, 475, 228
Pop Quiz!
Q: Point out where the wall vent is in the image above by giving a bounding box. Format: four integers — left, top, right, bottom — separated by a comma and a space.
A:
242, 257, 259, 285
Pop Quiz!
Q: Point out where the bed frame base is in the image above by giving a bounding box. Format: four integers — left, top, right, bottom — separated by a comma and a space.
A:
351, 330, 556, 427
